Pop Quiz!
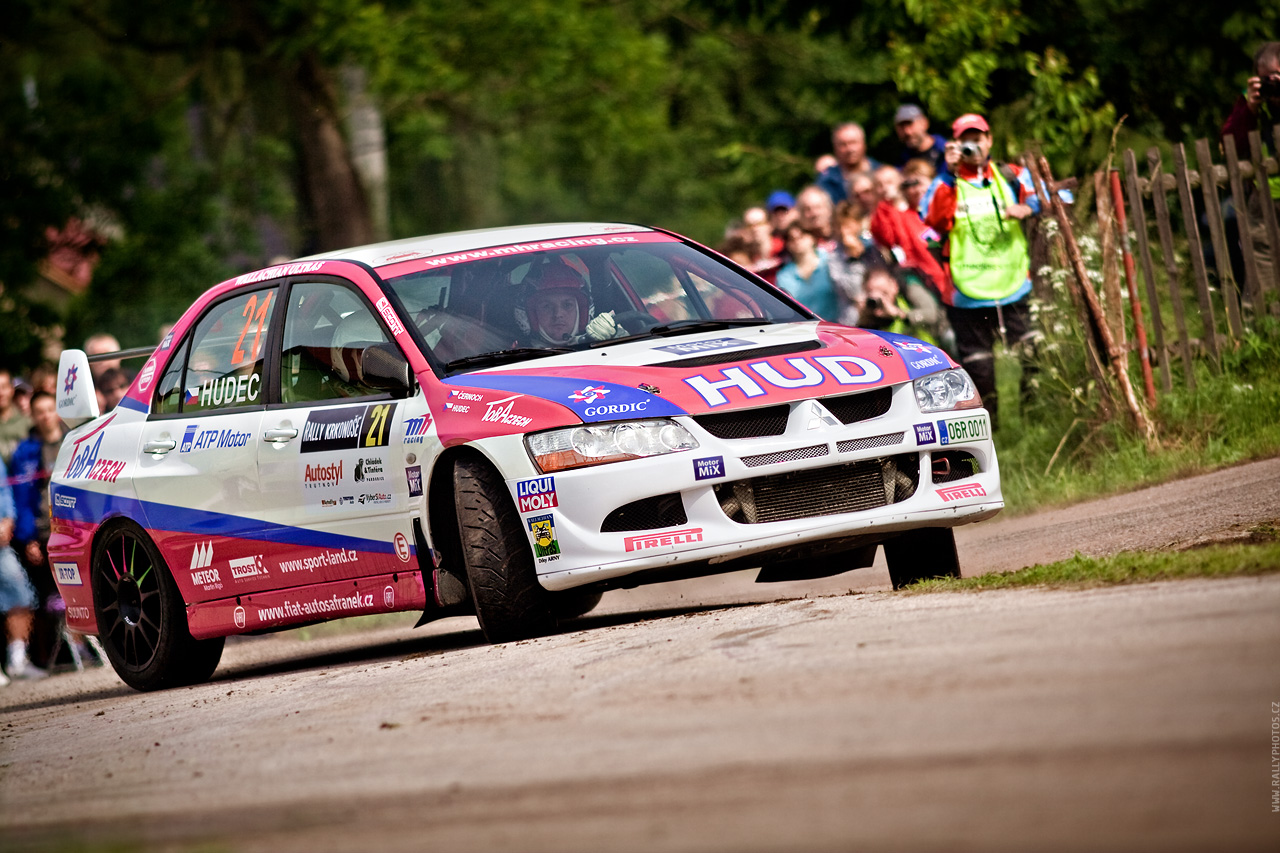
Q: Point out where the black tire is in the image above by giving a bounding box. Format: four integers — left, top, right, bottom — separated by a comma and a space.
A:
91, 522, 224, 690
883, 527, 961, 590
453, 458, 556, 643
551, 589, 603, 620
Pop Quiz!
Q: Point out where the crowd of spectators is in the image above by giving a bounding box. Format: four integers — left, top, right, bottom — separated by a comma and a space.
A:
0, 333, 135, 684
720, 103, 1044, 424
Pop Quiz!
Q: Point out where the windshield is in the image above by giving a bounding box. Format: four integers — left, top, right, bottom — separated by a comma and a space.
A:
381, 233, 809, 374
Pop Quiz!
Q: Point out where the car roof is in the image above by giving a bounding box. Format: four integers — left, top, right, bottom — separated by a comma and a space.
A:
294, 222, 659, 270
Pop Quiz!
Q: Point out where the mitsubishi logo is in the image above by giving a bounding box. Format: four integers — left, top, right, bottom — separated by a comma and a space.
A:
806, 401, 841, 431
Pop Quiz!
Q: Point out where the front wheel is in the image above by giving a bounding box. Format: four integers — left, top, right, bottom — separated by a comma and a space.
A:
92, 523, 224, 690
883, 527, 961, 590
453, 458, 556, 643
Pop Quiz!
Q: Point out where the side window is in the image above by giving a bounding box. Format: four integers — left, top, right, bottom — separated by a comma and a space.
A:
152, 338, 191, 415
279, 281, 392, 404
183, 288, 277, 413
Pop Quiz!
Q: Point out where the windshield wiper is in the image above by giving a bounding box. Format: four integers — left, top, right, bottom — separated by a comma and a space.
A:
590, 317, 771, 347
443, 346, 574, 372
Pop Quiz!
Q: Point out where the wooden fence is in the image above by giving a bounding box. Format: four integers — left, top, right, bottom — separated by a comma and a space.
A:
1023, 126, 1280, 437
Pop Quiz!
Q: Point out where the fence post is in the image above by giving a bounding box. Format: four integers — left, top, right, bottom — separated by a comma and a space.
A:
1110, 169, 1157, 409
1249, 129, 1280, 295
1124, 149, 1172, 393
1195, 139, 1242, 339
1224, 135, 1264, 318
1094, 171, 1126, 345
1039, 154, 1153, 442
1172, 143, 1220, 370
1147, 148, 1196, 389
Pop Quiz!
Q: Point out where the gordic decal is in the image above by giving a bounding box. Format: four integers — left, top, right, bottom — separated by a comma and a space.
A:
937, 483, 987, 502
624, 527, 704, 553
685, 356, 883, 407
300, 403, 397, 453
864, 329, 953, 380
517, 476, 557, 513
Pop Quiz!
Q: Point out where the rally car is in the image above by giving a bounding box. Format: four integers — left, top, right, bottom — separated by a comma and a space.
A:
50, 222, 1002, 690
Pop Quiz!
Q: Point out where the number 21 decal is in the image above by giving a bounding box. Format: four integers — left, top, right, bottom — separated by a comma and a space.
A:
232, 292, 274, 366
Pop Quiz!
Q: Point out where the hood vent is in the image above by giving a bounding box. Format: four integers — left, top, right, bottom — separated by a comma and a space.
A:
647, 340, 822, 369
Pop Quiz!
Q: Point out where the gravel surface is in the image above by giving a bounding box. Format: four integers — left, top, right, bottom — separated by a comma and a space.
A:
3, 456, 1279, 851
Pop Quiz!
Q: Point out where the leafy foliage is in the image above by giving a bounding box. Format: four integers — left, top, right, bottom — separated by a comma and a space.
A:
0, 0, 1275, 369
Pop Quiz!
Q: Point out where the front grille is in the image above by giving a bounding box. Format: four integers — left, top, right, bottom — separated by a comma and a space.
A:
931, 450, 981, 483
693, 404, 790, 439
836, 432, 905, 453
714, 454, 919, 524
742, 443, 829, 468
649, 340, 822, 368
601, 493, 688, 533
820, 386, 892, 424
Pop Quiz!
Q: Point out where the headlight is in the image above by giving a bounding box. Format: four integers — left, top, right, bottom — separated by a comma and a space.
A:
914, 368, 982, 413
526, 419, 699, 473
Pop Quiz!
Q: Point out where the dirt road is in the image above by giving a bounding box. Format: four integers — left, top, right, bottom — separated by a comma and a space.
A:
3, 458, 1279, 851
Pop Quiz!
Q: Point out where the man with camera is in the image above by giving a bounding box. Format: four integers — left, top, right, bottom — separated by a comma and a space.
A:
923, 113, 1040, 429
1222, 41, 1280, 289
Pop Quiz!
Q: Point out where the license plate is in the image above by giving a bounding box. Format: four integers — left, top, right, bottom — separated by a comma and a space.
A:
938, 415, 989, 445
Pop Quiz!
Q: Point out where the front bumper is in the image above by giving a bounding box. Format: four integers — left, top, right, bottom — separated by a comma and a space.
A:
493, 382, 1003, 592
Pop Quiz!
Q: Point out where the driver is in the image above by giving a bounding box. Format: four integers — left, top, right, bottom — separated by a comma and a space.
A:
517, 260, 628, 346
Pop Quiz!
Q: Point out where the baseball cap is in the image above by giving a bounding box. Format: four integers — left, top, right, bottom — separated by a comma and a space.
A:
951, 113, 990, 137
894, 104, 925, 124
765, 190, 795, 211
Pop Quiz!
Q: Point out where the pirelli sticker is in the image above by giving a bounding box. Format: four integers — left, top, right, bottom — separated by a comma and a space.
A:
937, 414, 989, 445
300, 403, 398, 454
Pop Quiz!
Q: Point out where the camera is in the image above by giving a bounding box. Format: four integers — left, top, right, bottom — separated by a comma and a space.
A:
1261, 75, 1280, 99
865, 296, 885, 312
959, 141, 982, 160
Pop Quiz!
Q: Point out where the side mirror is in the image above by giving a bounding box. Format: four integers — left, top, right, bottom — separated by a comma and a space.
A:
56, 350, 101, 428
360, 343, 413, 396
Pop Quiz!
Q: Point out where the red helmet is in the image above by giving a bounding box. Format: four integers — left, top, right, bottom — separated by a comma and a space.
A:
524, 261, 590, 342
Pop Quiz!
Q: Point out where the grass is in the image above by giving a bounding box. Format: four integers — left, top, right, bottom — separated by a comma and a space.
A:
990, 307, 1280, 514
903, 526, 1280, 594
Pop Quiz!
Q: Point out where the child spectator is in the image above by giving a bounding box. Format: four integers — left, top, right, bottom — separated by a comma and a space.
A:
901, 158, 937, 219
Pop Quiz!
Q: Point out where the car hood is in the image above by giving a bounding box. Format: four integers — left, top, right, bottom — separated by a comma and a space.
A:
439, 322, 954, 424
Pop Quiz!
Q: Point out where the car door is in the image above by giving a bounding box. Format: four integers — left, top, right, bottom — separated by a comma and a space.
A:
255, 278, 413, 584
133, 286, 277, 601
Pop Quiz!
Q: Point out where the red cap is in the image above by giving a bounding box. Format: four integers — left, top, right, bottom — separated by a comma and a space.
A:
951, 113, 990, 138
